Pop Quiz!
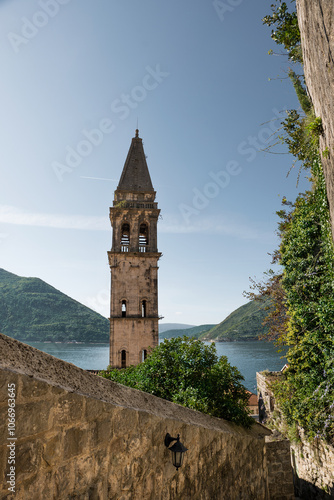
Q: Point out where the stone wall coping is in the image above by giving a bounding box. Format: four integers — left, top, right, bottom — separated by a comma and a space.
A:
0, 333, 270, 439
257, 371, 282, 380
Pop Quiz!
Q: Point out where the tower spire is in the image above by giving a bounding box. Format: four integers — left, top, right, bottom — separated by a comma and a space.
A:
116, 130, 154, 193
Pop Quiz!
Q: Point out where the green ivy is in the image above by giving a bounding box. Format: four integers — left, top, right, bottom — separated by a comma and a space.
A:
272, 158, 334, 442
263, 1, 302, 63
262, 1, 334, 443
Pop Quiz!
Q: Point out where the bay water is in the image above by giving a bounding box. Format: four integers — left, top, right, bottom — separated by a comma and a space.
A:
25, 340, 286, 393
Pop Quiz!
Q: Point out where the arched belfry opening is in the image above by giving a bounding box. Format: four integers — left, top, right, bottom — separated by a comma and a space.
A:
139, 223, 148, 252
108, 130, 161, 368
120, 223, 130, 252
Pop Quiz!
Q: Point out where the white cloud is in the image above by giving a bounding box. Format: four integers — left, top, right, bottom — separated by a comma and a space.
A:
0, 205, 108, 231
0, 206, 275, 243
159, 214, 275, 241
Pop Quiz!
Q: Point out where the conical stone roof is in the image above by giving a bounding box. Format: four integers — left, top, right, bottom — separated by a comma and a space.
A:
117, 130, 154, 192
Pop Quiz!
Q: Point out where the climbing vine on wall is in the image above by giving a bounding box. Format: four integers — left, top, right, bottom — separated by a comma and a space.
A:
273, 158, 334, 442
257, 1, 334, 443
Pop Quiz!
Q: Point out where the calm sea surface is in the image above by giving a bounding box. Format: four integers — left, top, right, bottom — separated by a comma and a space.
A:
25, 340, 286, 393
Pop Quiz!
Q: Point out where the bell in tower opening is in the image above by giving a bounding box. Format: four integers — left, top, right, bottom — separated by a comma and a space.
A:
108, 130, 161, 368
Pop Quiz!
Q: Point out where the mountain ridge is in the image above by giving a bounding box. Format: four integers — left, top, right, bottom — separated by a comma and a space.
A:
0, 268, 110, 342
160, 301, 269, 341
200, 299, 269, 341
0, 268, 269, 343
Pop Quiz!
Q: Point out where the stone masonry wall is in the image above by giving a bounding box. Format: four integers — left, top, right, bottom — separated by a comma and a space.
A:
265, 435, 295, 500
0, 333, 274, 500
291, 431, 334, 499
257, 371, 280, 422
257, 371, 334, 499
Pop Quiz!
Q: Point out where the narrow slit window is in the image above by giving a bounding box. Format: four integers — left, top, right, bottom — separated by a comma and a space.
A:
120, 223, 130, 252
139, 223, 148, 252
121, 350, 126, 368
141, 300, 147, 318
122, 300, 127, 317
142, 349, 147, 362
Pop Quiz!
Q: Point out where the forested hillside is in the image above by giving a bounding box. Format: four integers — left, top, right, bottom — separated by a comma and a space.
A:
201, 300, 269, 341
160, 300, 269, 341
159, 324, 215, 339
0, 269, 109, 342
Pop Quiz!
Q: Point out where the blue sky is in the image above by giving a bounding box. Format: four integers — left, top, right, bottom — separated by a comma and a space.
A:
0, 0, 309, 326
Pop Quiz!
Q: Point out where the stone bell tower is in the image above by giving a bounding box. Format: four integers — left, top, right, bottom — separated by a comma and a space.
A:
108, 130, 161, 368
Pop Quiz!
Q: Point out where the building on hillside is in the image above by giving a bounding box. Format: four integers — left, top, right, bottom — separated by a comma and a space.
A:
246, 391, 259, 418
108, 130, 161, 368
256, 371, 281, 423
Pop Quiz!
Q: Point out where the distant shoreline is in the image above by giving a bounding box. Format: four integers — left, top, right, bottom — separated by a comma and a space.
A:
21, 340, 110, 345
22, 338, 264, 345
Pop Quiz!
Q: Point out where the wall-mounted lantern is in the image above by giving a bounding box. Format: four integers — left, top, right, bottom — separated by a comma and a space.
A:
164, 433, 188, 471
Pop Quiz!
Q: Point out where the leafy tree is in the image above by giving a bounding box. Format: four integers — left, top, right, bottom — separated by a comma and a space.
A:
244, 269, 287, 345
99, 336, 253, 428
263, 1, 302, 63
